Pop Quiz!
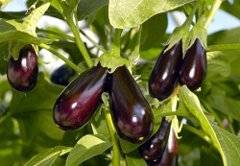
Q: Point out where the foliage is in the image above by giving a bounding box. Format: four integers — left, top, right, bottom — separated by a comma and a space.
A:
0, 0, 240, 166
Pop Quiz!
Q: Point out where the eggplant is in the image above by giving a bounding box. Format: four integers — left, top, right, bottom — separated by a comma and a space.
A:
139, 118, 171, 161
51, 65, 75, 86
110, 66, 153, 143
148, 128, 178, 166
149, 41, 182, 100
179, 39, 207, 90
7, 45, 38, 91
53, 65, 108, 130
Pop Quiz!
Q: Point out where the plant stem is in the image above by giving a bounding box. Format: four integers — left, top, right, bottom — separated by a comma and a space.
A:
66, 17, 93, 67
40, 43, 82, 73
204, 0, 223, 28
79, 29, 106, 52
102, 108, 121, 166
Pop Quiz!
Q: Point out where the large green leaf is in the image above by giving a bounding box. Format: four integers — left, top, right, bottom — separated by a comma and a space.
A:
208, 28, 240, 45
109, 0, 195, 28
25, 146, 72, 166
180, 86, 240, 166
66, 134, 112, 166
126, 152, 147, 166
77, 0, 108, 19
140, 13, 167, 60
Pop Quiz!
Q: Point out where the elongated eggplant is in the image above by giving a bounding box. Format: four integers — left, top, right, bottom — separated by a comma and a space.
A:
139, 118, 171, 161
51, 65, 75, 86
53, 65, 108, 130
110, 66, 153, 143
7, 45, 38, 91
149, 42, 182, 100
148, 128, 178, 166
179, 39, 207, 90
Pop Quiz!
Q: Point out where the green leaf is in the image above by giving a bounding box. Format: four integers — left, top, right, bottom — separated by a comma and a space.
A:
126, 152, 147, 166
221, 1, 240, 19
208, 28, 240, 45
77, 0, 108, 20
22, 3, 50, 36
212, 124, 240, 165
208, 43, 240, 52
140, 13, 167, 60
109, 0, 195, 28
66, 135, 112, 166
179, 86, 240, 166
99, 52, 130, 72
25, 146, 72, 166
8, 74, 64, 141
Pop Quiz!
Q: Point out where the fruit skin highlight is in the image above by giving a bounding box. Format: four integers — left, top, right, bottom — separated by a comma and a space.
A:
179, 39, 207, 91
110, 66, 153, 143
53, 65, 108, 130
7, 45, 38, 92
149, 41, 182, 100
139, 118, 171, 161
51, 65, 75, 86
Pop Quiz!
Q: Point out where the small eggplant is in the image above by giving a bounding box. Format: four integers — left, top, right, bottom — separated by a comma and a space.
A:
53, 65, 108, 130
139, 118, 171, 161
149, 42, 182, 100
110, 66, 153, 143
148, 128, 178, 166
7, 45, 38, 91
51, 65, 75, 86
179, 39, 207, 91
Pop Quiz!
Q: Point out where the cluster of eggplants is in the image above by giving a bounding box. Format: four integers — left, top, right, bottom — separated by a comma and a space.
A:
139, 119, 178, 166
149, 39, 207, 100
53, 64, 153, 143
7, 45, 38, 92
51, 65, 75, 86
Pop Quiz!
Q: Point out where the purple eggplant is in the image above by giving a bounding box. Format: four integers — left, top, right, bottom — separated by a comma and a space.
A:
110, 66, 153, 143
148, 128, 178, 166
179, 39, 207, 90
53, 65, 108, 130
7, 45, 38, 91
51, 65, 75, 86
139, 118, 171, 161
149, 42, 182, 100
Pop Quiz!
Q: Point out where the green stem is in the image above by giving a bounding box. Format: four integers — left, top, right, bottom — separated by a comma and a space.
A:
204, 0, 223, 28
102, 108, 121, 166
79, 29, 106, 52
40, 43, 82, 73
66, 16, 93, 67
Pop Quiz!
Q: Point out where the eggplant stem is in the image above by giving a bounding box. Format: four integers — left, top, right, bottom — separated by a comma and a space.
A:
66, 15, 93, 67
204, 0, 223, 28
103, 108, 121, 166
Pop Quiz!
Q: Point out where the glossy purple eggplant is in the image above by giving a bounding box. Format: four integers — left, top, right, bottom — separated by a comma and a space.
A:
7, 45, 38, 91
110, 66, 153, 143
51, 65, 75, 86
53, 65, 108, 130
149, 42, 182, 101
139, 118, 171, 161
148, 128, 178, 166
179, 39, 207, 91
